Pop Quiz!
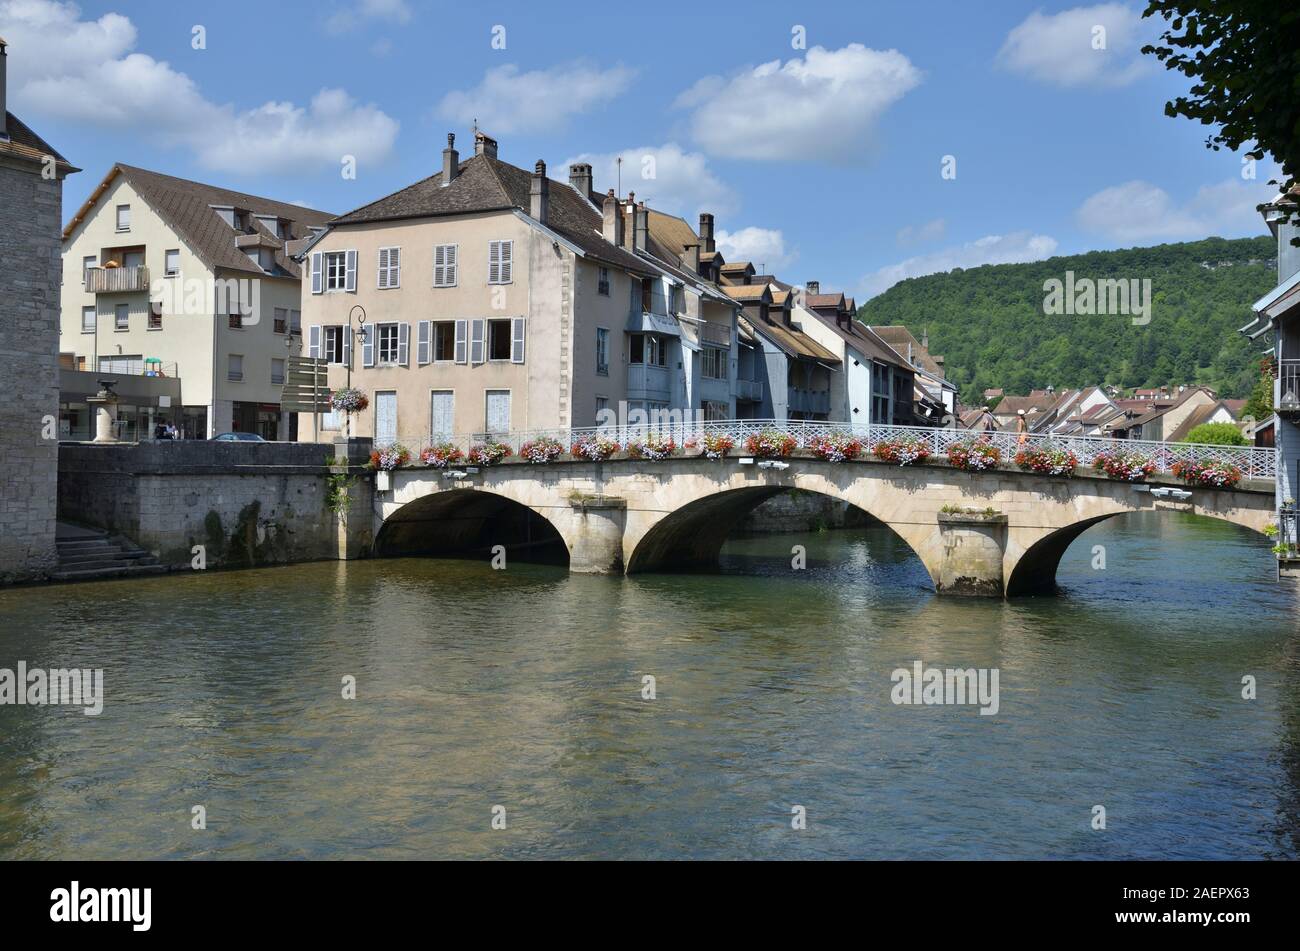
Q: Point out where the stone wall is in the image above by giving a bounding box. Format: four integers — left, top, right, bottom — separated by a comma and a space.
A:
58, 440, 374, 570
738, 488, 873, 533
0, 163, 63, 583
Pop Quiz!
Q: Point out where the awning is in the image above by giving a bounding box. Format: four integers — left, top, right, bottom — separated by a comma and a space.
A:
627, 309, 681, 337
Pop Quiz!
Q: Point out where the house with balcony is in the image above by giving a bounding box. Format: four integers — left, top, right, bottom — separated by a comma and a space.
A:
295, 132, 661, 444
867, 324, 959, 425
1242, 186, 1300, 569
59, 164, 332, 438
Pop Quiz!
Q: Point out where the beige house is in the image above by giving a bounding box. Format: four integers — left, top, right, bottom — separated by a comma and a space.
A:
59, 164, 332, 438
298, 132, 748, 445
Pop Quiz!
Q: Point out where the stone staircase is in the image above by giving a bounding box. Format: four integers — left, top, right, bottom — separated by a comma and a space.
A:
53, 527, 168, 582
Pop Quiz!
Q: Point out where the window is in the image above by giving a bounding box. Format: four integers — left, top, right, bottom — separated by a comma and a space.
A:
704, 400, 729, 421
114, 303, 129, 330
376, 323, 400, 364
148, 305, 162, 330
271, 358, 285, 385
164, 249, 180, 276
290, 309, 301, 334
434, 244, 458, 287
487, 319, 512, 361
377, 247, 401, 289
274, 307, 288, 334
323, 326, 345, 364
81, 306, 95, 333
324, 251, 347, 291
488, 240, 513, 284
82, 255, 96, 285
701, 346, 726, 380
228, 354, 243, 382
596, 328, 610, 376
115, 205, 131, 232
598, 266, 610, 296
629, 333, 666, 367
433, 321, 456, 361
596, 397, 609, 422
229, 313, 243, 329
641, 278, 653, 313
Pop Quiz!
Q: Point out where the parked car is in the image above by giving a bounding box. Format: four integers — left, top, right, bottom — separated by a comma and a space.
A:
211, 432, 266, 442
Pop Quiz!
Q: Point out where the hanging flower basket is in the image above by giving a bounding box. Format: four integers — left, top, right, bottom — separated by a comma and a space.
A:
468, 442, 512, 466
947, 439, 1001, 472
368, 443, 411, 471
1171, 459, 1242, 489
331, 387, 369, 413
571, 434, 621, 461
871, 437, 930, 466
744, 430, 798, 458
519, 436, 565, 464
1092, 450, 1156, 482
420, 442, 464, 468
627, 433, 677, 460
1015, 445, 1078, 477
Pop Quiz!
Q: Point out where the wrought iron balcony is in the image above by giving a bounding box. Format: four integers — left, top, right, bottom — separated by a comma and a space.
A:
1277, 360, 1300, 413
87, 265, 150, 294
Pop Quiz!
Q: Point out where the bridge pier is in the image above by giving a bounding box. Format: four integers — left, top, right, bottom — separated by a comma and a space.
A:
564, 495, 627, 573
934, 511, 1008, 597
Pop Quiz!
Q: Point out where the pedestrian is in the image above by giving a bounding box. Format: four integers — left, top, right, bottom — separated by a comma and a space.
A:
166, 421, 179, 440
154, 420, 168, 441
1016, 409, 1029, 445
980, 405, 997, 433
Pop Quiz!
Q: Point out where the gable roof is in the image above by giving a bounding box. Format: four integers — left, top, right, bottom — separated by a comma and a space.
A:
1, 111, 79, 174
330, 152, 656, 277
63, 164, 332, 279
803, 308, 911, 370
869, 325, 944, 377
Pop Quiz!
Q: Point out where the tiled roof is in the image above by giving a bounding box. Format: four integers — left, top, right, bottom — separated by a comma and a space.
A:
869, 325, 944, 377
722, 285, 771, 302
1, 111, 78, 173
64, 164, 332, 279
804, 309, 910, 370
805, 292, 846, 311
331, 153, 656, 277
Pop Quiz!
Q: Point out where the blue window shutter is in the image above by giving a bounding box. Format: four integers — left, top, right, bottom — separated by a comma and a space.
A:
398, 322, 410, 367
342, 326, 352, 368
454, 319, 468, 364
362, 326, 375, 367
470, 318, 485, 365
511, 317, 525, 364
308, 325, 320, 357
417, 321, 431, 365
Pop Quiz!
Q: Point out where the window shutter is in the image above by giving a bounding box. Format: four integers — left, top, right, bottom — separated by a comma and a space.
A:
389, 247, 400, 288
308, 325, 321, 358
470, 318, 485, 365
446, 244, 457, 285
343, 326, 352, 368
377, 248, 389, 289
398, 322, 410, 367
311, 253, 323, 294
488, 242, 501, 284
433, 245, 445, 287
511, 317, 526, 364
362, 326, 375, 367
345, 249, 358, 292
454, 319, 468, 364
417, 320, 431, 365
500, 241, 512, 283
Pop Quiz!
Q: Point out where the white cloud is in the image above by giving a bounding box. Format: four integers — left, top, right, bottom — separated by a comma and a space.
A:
1076, 177, 1276, 242
861, 232, 1059, 298
896, 218, 948, 246
437, 62, 634, 136
1, 0, 398, 173
675, 44, 921, 162
716, 227, 794, 272
326, 0, 412, 34
997, 4, 1154, 87
560, 144, 737, 218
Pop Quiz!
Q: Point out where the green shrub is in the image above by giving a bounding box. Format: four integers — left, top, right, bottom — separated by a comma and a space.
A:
1182, 422, 1248, 446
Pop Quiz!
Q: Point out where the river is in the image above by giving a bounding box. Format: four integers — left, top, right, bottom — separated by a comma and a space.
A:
1, 511, 1297, 859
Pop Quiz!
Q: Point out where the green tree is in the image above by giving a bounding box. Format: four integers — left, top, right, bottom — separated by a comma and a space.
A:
1183, 422, 1249, 446
1243, 371, 1274, 422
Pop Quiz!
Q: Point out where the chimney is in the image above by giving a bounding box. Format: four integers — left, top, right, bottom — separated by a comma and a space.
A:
806, 280, 820, 296
601, 190, 623, 246
683, 242, 700, 274
622, 192, 636, 251
474, 130, 498, 158
698, 212, 715, 252
634, 201, 648, 253
530, 160, 549, 225
441, 133, 459, 186
0, 36, 8, 139
921, 327, 929, 350
568, 163, 593, 199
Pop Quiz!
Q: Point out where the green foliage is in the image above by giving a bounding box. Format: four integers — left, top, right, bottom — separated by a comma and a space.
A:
858, 236, 1277, 406
1243, 372, 1273, 422
1182, 422, 1248, 446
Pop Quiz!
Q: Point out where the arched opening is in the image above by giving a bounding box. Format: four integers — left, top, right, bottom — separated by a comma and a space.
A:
625, 485, 928, 582
376, 489, 569, 566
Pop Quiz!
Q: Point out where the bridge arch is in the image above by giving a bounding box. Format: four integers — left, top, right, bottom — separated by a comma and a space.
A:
375, 487, 569, 566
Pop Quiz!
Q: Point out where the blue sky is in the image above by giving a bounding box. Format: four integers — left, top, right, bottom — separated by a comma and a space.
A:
2, 0, 1279, 297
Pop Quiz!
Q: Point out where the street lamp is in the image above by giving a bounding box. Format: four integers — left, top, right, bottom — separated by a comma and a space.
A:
348, 305, 368, 390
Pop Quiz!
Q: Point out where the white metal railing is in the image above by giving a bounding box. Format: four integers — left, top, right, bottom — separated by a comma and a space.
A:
87, 265, 150, 293
1278, 360, 1300, 410
375, 419, 1278, 482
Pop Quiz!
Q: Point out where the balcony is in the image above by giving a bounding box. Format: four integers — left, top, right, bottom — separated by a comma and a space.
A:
788, 387, 830, 415
735, 378, 763, 402
627, 363, 671, 401
87, 265, 150, 294
698, 321, 732, 347
1277, 360, 1300, 413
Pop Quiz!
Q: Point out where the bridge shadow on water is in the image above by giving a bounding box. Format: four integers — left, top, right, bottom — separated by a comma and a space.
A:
375, 489, 569, 567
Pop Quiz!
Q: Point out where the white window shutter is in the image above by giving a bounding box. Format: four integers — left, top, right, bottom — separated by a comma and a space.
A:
454, 319, 468, 364
390, 247, 400, 288
308, 325, 321, 358
398, 322, 410, 367
417, 320, 431, 365
446, 244, 457, 285
311, 253, 323, 294
511, 317, 526, 364
362, 326, 375, 367
433, 245, 445, 287
500, 241, 512, 283
488, 242, 500, 284
345, 249, 358, 292
343, 326, 352, 368
470, 318, 485, 365
377, 248, 389, 289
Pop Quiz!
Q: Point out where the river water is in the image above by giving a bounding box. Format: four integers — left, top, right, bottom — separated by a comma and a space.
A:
1, 511, 1297, 860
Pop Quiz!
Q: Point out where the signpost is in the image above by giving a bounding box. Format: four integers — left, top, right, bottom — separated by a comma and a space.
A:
280, 356, 330, 443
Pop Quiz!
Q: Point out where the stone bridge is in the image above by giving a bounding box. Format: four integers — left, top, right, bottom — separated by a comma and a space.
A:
373, 454, 1274, 597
